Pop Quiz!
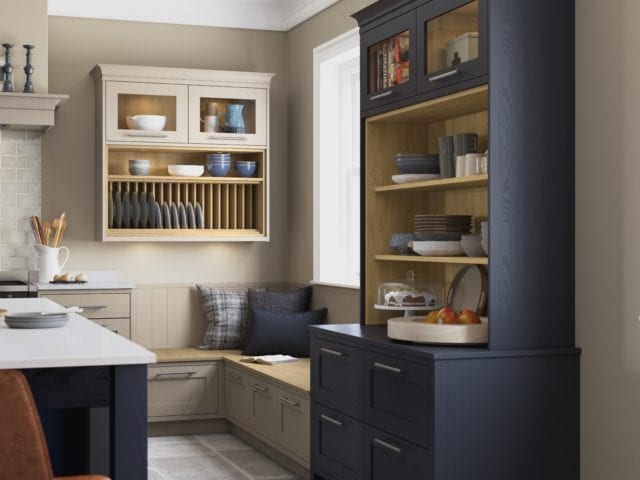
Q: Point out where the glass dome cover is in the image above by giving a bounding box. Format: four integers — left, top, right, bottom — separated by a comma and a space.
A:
377, 271, 444, 308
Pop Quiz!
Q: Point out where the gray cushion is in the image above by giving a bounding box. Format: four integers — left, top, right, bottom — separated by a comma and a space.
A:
197, 286, 265, 350
247, 286, 312, 313
242, 306, 328, 357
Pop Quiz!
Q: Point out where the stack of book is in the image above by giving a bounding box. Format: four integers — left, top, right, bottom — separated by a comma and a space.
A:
372, 31, 410, 92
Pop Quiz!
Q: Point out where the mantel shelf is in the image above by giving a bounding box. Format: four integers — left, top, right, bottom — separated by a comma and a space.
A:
375, 174, 488, 193
375, 254, 489, 265
108, 175, 262, 185
0, 92, 68, 131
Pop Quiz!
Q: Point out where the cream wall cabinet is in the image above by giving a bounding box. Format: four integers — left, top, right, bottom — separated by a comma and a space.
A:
39, 289, 132, 339
91, 64, 274, 242
148, 362, 221, 421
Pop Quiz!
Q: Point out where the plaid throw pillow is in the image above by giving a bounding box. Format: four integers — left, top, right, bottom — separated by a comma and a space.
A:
197, 286, 258, 350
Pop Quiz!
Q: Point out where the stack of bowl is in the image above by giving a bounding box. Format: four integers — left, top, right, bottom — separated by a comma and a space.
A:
234, 160, 257, 178
129, 159, 150, 176
394, 153, 440, 174
461, 234, 486, 257
206, 153, 231, 177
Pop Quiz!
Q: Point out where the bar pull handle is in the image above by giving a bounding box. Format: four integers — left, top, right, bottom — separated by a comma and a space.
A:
251, 383, 268, 392
320, 414, 343, 427
373, 362, 402, 374
125, 132, 169, 138
320, 347, 344, 357
370, 91, 393, 101
207, 135, 248, 141
72, 305, 108, 309
154, 371, 197, 379
373, 438, 402, 454
280, 397, 299, 407
428, 69, 460, 82
228, 373, 243, 381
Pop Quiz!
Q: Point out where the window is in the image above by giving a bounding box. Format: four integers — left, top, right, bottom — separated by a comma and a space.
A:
313, 29, 360, 288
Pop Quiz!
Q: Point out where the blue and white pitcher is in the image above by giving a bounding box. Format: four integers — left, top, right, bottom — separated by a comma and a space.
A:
225, 104, 245, 133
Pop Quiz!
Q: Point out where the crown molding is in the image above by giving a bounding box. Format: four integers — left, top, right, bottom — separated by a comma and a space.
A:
48, 0, 340, 31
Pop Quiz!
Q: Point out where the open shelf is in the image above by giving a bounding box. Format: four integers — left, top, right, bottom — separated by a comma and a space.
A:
375, 174, 487, 193
375, 254, 488, 265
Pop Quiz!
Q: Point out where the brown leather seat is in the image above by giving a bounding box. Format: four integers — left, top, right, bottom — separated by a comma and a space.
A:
0, 370, 110, 480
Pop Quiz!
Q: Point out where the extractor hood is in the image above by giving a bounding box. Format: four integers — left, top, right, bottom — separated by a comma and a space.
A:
0, 92, 68, 131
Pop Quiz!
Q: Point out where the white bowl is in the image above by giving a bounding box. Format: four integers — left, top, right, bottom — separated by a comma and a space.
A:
126, 115, 167, 131
461, 236, 486, 257
409, 240, 464, 256
167, 165, 204, 177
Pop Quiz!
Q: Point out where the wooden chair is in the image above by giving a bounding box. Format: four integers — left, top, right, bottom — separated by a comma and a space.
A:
0, 369, 110, 480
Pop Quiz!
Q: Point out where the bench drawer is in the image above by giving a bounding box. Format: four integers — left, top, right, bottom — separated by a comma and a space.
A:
364, 425, 429, 480
364, 352, 432, 448
311, 338, 363, 418
277, 387, 309, 463
91, 318, 130, 339
312, 403, 363, 480
225, 365, 252, 427
41, 292, 131, 319
148, 362, 219, 419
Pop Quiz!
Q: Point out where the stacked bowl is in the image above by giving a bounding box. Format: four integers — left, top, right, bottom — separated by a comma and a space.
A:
409, 215, 473, 256
206, 153, 231, 177
129, 159, 150, 176
394, 153, 440, 174
235, 160, 257, 178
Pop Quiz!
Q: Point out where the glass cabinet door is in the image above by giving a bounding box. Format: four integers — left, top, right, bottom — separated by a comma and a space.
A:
105, 81, 188, 143
188, 86, 267, 146
417, 0, 487, 93
361, 10, 417, 111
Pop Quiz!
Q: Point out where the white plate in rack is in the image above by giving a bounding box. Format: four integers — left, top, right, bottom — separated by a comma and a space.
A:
387, 316, 488, 345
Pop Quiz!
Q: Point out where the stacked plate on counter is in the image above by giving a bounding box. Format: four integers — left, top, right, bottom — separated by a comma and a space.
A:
108, 191, 205, 229
4, 311, 70, 329
392, 153, 441, 184
410, 215, 472, 256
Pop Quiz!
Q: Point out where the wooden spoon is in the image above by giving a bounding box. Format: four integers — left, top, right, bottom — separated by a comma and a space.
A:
52, 213, 66, 248
42, 221, 52, 246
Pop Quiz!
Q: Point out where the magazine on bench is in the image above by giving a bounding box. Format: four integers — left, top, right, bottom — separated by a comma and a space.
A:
240, 354, 299, 365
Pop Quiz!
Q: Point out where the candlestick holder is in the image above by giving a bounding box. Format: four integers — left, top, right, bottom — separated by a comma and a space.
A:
2, 43, 14, 93
23, 44, 35, 93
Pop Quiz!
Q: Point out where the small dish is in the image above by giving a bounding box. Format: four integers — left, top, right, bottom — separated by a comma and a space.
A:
460, 234, 486, 257
168, 165, 204, 177
126, 115, 166, 131
235, 162, 256, 177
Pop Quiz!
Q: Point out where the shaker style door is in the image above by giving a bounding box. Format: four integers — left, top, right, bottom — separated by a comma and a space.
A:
417, 0, 488, 94
105, 81, 188, 143
188, 85, 268, 146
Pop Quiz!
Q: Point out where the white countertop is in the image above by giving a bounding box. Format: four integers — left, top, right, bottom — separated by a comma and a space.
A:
0, 298, 156, 369
36, 281, 134, 291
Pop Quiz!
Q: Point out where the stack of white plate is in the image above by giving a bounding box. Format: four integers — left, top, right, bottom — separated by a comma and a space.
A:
4, 311, 70, 329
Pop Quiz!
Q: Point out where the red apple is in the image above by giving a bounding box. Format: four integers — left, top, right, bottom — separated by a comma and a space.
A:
458, 308, 481, 324
423, 311, 439, 324
438, 307, 459, 324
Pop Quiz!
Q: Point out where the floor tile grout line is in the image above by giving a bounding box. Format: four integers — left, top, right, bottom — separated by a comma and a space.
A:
191, 434, 254, 480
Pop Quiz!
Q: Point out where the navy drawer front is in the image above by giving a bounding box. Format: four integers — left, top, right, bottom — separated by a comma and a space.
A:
312, 338, 364, 418
364, 352, 432, 447
364, 425, 429, 480
311, 403, 364, 480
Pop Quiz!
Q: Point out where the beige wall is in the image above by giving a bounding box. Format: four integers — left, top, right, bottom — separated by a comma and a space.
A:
0, 0, 48, 93
45, 17, 288, 283
576, 1, 640, 478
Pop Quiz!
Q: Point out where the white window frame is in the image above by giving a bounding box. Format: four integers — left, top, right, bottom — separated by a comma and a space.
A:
313, 28, 361, 289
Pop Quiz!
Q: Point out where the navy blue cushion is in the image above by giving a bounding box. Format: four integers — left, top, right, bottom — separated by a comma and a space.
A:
242, 306, 328, 357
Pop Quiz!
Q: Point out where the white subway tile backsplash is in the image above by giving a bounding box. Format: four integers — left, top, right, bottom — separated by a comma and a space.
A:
0, 128, 42, 269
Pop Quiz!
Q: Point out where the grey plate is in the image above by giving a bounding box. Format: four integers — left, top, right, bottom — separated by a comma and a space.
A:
108, 190, 114, 228
179, 202, 187, 228
122, 191, 130, 228
415, 231, 463, 241
187, 202, 196, 229
162, 202, 171, 229
114, 191, 122, 228
170, 202, 179, 229
196, 202, 204, 229
5, 318, 69, 328
131, 192, 139, 228
139, 192, 148, 228
154, 201, 162, 229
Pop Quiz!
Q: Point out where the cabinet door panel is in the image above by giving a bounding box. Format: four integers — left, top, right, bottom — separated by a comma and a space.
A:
364, 352, 431, 447
277, 388, 310, 463
311, 403, 363, 480
311, 338, 363, 418
249, 376, 277, 438
364, 426, 429, 480
225, 366, 251, 426
148, 362, 219, 418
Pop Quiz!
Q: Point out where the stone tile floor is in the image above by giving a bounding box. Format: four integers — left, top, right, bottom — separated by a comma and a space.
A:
148, 434, 303, 480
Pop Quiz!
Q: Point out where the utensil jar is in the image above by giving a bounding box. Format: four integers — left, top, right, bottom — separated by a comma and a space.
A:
34, 244, 70, 283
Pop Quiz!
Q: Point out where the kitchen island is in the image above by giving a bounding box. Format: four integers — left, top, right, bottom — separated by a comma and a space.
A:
0, 298, 156, 480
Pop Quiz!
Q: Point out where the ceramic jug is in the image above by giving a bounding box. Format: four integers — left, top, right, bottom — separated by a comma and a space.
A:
224, 104, 245, 133
34, 244, 69, 283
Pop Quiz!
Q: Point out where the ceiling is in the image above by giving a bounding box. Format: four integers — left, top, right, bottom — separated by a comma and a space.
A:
48, 0, 341, 31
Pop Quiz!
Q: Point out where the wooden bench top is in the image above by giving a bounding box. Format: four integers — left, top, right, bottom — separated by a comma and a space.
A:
152, 348, 310, 395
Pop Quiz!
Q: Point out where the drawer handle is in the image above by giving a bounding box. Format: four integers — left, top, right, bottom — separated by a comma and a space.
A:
320, 347, 344, 357
280, 396, 299, 407
228, 373, 243, 381
125, 132, 169, 138
373, 362, 402, 374
99, 325, 118, 334
71, 305, 108, 309
251, 383, 268, 392
320, 414, 343, 427
428, 69, 460, 82
207, 135, 248, 141
370, 91, 393, 101
154, 371, 197, 379
373, 438, 402, 454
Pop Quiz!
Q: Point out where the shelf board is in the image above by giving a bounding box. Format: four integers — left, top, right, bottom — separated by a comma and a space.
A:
375, 174, 488, 193
108, 175, 262, 185
106, 144, 266, 154
375, 254, 489, 265
107, 229, 263, 236
367, 84, 488, 124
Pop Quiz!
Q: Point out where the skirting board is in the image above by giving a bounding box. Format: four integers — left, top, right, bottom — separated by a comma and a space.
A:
148, 418, 229, 437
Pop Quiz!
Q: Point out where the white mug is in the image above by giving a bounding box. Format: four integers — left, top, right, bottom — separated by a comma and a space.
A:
455, 155, 466, 177
204, 115, 218, 133
34, 244, 70, 283
465, 153, 482, 176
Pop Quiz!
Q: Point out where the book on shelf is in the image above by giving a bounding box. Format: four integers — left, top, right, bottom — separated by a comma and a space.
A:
372, 32, 411, 95
239, 354, 299, 365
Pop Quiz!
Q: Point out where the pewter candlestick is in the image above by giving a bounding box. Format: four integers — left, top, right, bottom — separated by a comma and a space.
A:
2, 43, 14, 92
23, 44, 34, 93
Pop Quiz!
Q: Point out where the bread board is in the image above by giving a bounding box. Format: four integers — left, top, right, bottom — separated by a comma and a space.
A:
387, 316, 488, 345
